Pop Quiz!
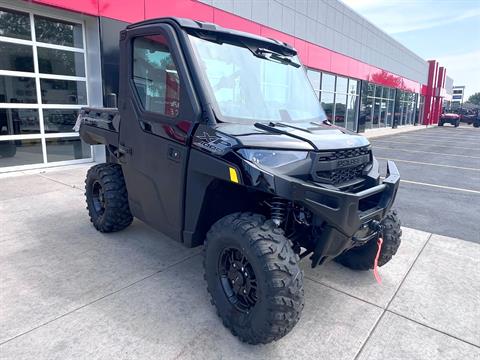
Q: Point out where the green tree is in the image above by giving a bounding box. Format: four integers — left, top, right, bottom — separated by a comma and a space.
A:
467, 92, 480, 105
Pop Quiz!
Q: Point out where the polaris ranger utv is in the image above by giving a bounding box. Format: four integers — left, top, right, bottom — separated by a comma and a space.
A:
77, 17, 402, 344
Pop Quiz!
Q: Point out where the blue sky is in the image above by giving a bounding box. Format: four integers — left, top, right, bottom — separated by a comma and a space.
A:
342, 0, 480, 99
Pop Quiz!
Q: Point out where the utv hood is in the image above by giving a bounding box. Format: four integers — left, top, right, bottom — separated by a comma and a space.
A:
216, 122, 370, 151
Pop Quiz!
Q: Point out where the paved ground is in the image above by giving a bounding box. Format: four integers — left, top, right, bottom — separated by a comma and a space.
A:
0, 164, 479, 359
371, 125, 480, 243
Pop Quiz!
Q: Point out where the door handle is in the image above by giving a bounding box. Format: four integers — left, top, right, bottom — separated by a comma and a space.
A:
118, 144, 132, 156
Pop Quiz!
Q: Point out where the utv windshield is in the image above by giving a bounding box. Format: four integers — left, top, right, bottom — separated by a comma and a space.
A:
188, 34, 327, 124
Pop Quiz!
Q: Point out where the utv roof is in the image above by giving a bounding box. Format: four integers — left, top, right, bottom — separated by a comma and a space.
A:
126, 17, 297, 56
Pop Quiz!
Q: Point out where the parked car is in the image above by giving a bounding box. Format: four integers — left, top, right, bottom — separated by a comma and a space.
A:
438, 113, 460, 127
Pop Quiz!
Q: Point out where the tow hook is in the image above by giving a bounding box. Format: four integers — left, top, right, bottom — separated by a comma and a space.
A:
369, 220, 384, 284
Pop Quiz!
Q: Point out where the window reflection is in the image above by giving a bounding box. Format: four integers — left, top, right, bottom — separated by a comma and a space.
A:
0, 139, 43, 166
0, 76, 37, 103
348, 79, 358, 95
40, 79, 87, 104
46, 137, 90, 162
0, 8, 31, 40
43, 109, 79, 133
133, 34, 180, 117
334, 94, 346, 128
0, 42, 34, 72
34, 15, 83, 48
346, 95, 358, 131
320, 92, 334, 122
38, 48, 85, 77
0, 109, 40, 135
336, 77, 348, 93
321, 73, 335, 92
307, 69, 359, 130
307, 70, 321, 91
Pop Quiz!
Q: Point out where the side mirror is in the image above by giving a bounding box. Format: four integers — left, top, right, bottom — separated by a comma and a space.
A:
106, 93, 118, 108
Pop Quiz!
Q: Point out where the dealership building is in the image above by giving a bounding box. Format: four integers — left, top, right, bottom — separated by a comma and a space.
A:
0, 0, 451, 172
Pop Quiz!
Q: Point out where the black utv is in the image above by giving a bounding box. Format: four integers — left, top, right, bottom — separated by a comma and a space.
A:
77, 17, 402, 344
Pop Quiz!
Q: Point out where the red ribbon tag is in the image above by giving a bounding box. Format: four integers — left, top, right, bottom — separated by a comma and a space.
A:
373, 237, 383, 284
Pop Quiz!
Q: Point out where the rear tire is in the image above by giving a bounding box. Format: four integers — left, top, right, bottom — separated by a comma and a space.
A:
438, 121, 444, 126
85, 163, 133, 233
474, 122, 479, 128
455, 120, 460, 127
204, 212, 304, 344
335, 211, 402, 271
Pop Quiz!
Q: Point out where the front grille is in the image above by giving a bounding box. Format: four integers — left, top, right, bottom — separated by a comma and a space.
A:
316, 146, 371, 161
312, 146, 371, 185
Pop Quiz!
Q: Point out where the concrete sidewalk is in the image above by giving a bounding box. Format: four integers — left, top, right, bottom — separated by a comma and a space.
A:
0, 164, 479, 360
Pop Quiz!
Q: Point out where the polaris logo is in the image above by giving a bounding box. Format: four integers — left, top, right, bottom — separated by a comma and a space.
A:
336, 155, 369, 169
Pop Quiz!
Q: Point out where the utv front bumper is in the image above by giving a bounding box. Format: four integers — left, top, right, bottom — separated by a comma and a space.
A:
273, 160, 400, 266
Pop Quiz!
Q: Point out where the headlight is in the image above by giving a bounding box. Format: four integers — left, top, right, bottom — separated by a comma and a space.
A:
237, 149, 308, 168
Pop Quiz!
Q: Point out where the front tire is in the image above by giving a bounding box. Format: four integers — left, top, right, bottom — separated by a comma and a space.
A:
335, 211, 402, 271
204, 213, 304, 344
85, 163, 133, 233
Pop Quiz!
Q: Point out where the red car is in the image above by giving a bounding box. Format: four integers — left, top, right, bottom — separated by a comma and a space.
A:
439, 113, 460, 127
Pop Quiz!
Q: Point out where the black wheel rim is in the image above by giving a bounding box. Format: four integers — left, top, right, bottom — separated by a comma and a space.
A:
218, 247, 258, 312
91, 180, 106, 215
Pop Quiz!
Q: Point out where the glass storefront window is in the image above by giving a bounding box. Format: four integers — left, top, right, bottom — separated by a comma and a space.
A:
37, 48, 85, 77
367, 83, 375, 97
336, 76, 348, 93
346, 95, 358, 131
0, 8, 31, 40
373, 98, 381, 127
40, 79, 87, 104
320, 91, 334, 122
45, 137, 90, 162
0, 109, 40, 135
387, 100, 394, 126
0, 76, 37, 103
380, 99, 387, 127
334, 94, 347, 128
306, 69, 361, 131
0, 139, 43, 167
34, 15, 83, 48
361, 83, 401, 129
0, 42, 34, 72
0, 8, 90, 171
394, 90, 417, 127
43, 109, 79, 133
307, 70, 321, 91
321, 73, 335, 92
348, 79, 358, 95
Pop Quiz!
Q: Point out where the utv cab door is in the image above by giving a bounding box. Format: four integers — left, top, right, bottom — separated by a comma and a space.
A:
118, 23, 199, 242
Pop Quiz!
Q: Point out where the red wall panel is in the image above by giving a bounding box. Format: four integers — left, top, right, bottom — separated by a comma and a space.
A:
213, 9, 260, 35
31, 0, 99, 16
145, 0, 213, 23
98, 0, 144, 23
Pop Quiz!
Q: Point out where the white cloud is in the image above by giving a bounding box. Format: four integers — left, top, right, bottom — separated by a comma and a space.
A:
341, 0, 480, 34
436, 50, 480, 99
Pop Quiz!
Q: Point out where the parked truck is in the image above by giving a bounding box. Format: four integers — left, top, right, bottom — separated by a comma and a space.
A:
76, 17, 402, 344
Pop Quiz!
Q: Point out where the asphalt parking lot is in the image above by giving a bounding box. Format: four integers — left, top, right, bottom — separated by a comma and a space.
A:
0, 155, 479, 359
371, 125, 480, 243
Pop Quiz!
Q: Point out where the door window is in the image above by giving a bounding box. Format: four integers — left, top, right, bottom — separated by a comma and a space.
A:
132, 34, 180, 118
